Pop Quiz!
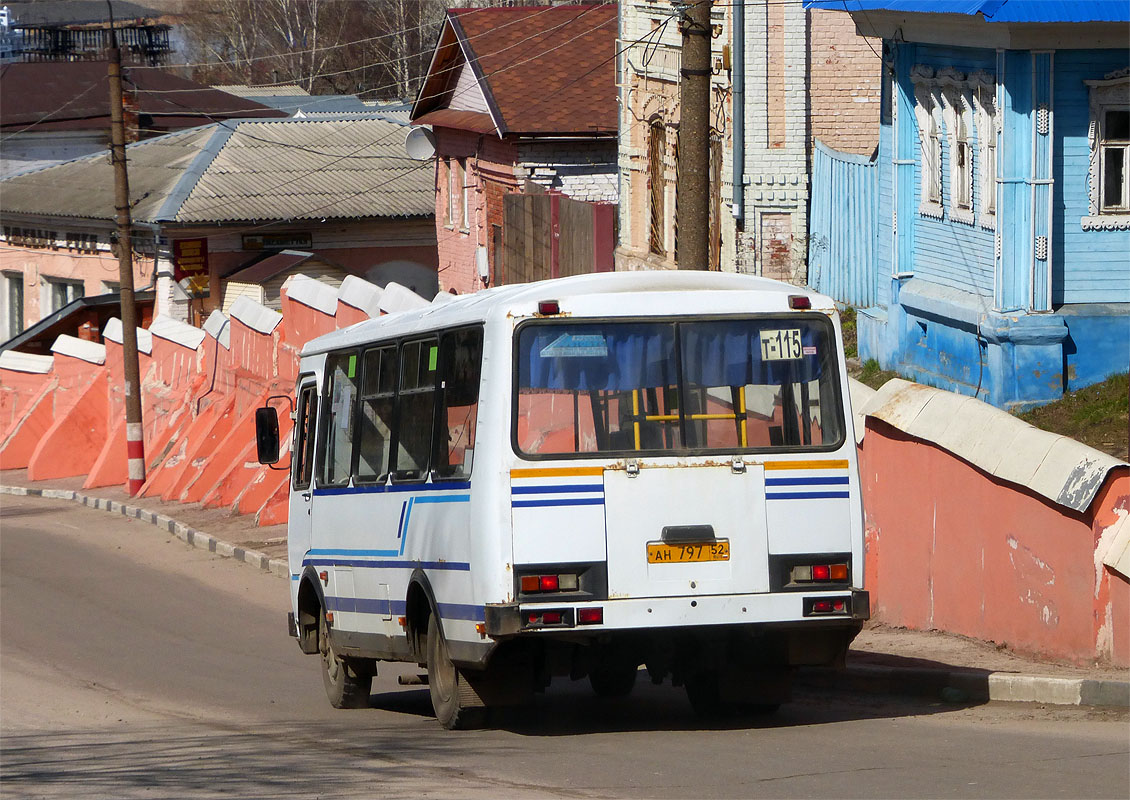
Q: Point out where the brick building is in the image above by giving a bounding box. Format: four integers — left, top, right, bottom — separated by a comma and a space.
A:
616, 2, 880, 281
410, 4, 618, 294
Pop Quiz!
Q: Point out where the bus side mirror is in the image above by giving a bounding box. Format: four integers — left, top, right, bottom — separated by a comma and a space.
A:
255, 406, 280, 465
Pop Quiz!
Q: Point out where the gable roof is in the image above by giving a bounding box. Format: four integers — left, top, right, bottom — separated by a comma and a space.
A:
411, 4, 616, 137
806, 1, 1129, 23
223, 250, 344, 283
0, 116, 434, 224
0, 61, 285, 133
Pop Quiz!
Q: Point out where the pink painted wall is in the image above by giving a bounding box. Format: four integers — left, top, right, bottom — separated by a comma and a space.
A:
859, 418, 1129, 667
0, 243, 155, 333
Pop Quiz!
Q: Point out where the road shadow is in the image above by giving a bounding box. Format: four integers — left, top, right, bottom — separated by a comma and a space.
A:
365, 673, 985, 737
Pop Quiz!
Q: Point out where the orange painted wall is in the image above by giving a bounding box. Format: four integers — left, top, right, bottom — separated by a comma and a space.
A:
859, 419, 1129, 666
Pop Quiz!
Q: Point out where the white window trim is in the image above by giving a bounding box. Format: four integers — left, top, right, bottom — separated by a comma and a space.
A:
1083, 69, 1130, 231
445, 157, 456, 228
912, 66, 945, 221
939, 83, 976, 226
970, 72, 998, 230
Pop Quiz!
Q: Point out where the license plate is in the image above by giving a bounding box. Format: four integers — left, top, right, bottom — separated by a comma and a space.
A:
647, 540, 730, 564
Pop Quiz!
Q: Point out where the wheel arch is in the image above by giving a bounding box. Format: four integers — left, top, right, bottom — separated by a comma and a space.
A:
405, 569, 439, 664
296, 566, 325, 655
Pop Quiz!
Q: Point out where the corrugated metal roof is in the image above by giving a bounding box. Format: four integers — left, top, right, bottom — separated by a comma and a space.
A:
806, 1, 1130, 23
0, 116, 434, 224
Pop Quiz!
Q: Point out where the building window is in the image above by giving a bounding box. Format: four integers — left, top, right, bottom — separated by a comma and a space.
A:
912, 78, 944, 220
648, 121, 666, 256
44, 277, 83, 313
460, 158, 470, 231
446, 158, 457, 226
971, 75, 998, 228
1083, 71, 1130, 230
2, 272, 23, 339
1101, 109, 1129, 212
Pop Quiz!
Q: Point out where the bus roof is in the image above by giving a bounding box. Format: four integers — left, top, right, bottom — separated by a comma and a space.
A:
300, 271, 836, 357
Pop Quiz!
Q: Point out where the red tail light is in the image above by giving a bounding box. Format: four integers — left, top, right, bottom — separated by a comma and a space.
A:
539, 574, 559, 592
542, 611, 562, 625
812, 564, 831, 581
788, 295, 811, 309
812, 600, 834, 613
577, 607, 603, 625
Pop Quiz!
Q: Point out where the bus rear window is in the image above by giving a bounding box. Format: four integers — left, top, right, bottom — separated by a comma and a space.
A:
515, 318, 844, 456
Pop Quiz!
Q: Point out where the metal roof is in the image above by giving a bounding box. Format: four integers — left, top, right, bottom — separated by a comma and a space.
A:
805, 1, 1130, 23
0, 116, 434, 225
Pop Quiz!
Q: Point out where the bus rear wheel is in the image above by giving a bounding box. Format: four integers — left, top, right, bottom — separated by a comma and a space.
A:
426, 613, 484, 730
319, 607, 372, 709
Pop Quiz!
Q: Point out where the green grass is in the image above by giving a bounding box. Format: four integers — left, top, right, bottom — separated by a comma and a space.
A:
857, 358, 899, 391
840, 307, 858, 360
1016, 373, 1129, 461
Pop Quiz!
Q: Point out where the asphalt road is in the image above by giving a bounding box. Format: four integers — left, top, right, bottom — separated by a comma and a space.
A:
2, 494, 1128, 799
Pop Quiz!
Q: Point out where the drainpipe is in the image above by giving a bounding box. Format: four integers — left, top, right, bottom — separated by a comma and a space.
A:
731, 0, 744, 221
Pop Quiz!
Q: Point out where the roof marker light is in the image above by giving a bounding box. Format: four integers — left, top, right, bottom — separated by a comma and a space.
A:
538, 300, 560, 315
788, 295, 811, 310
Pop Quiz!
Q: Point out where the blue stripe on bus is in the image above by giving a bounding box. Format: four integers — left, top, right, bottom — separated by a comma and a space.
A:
324, 596, 483, 622
313, 481, 471, 497
304, 557, 471, 571
766, 491, 851, 500
512, 497, 606, 508
510, 484, 604, 495
765, 476, 849, 487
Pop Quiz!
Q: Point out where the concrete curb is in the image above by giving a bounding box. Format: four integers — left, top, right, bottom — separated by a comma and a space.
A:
5, 483, 1128, 710
798, 663, 1130, 709
0, 484, 288, 578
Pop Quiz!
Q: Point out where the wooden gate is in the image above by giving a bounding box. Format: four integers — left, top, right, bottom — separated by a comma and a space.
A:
502, 191, 614, 285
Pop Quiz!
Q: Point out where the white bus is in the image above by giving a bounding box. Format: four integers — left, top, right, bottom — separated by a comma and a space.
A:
256, 271, 868, 728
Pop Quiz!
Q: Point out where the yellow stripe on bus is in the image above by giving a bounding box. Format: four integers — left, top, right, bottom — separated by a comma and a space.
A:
511, 467, 605, 479
763, 459, 850, 471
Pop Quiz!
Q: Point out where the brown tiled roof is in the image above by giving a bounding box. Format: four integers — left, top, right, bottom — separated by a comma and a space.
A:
426, 4, 616, 137
0, 61, 286, 132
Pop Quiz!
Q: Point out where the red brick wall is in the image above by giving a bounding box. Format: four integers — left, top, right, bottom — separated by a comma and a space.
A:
808, 9, 881, 157
433, 128, 520, 294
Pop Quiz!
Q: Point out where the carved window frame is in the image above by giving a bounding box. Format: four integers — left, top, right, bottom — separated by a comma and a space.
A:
912, 67, 944, 220
937, 68, 975, 226
1082, 71, 1130, 231
970, 72, 998, 229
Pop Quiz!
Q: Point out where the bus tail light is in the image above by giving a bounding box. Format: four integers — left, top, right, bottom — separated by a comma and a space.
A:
537, 300, 560, 315
790, 563, 849, 584
520, 572, 579, 594
805, 597, 850, 616
524, 609, 573, 628
788, 295, 811, 309
577, 607, 603, 625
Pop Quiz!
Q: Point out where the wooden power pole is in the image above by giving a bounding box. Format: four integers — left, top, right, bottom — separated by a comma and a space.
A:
107, 6, 147, 494
675, 0, 712, 270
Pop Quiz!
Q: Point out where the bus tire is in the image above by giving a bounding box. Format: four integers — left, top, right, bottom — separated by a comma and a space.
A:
427, 613, 484, 730
319, 607, 372, 709
589, 665, 638, 698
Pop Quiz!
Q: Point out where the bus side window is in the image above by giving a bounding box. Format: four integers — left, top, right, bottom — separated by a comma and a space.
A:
317, 351, 360, 487
293, 384, 317, 490
394, 337, 438, 480
434, 327, 483, 479
356, 345, 397, 482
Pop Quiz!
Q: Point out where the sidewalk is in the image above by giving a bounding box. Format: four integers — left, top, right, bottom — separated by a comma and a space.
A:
3, 469, 1128, 708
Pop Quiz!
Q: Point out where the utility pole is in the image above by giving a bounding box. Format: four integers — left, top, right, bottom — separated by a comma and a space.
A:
675, 0, 712, 270
107, 3, 147, 494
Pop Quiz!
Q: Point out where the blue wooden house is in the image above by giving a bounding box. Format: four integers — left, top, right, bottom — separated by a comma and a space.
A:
808, 1, 1128, 410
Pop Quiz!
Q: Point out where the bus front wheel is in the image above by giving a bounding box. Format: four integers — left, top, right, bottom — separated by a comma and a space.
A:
426, 613, 484, 730
319, 607, 372, 709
